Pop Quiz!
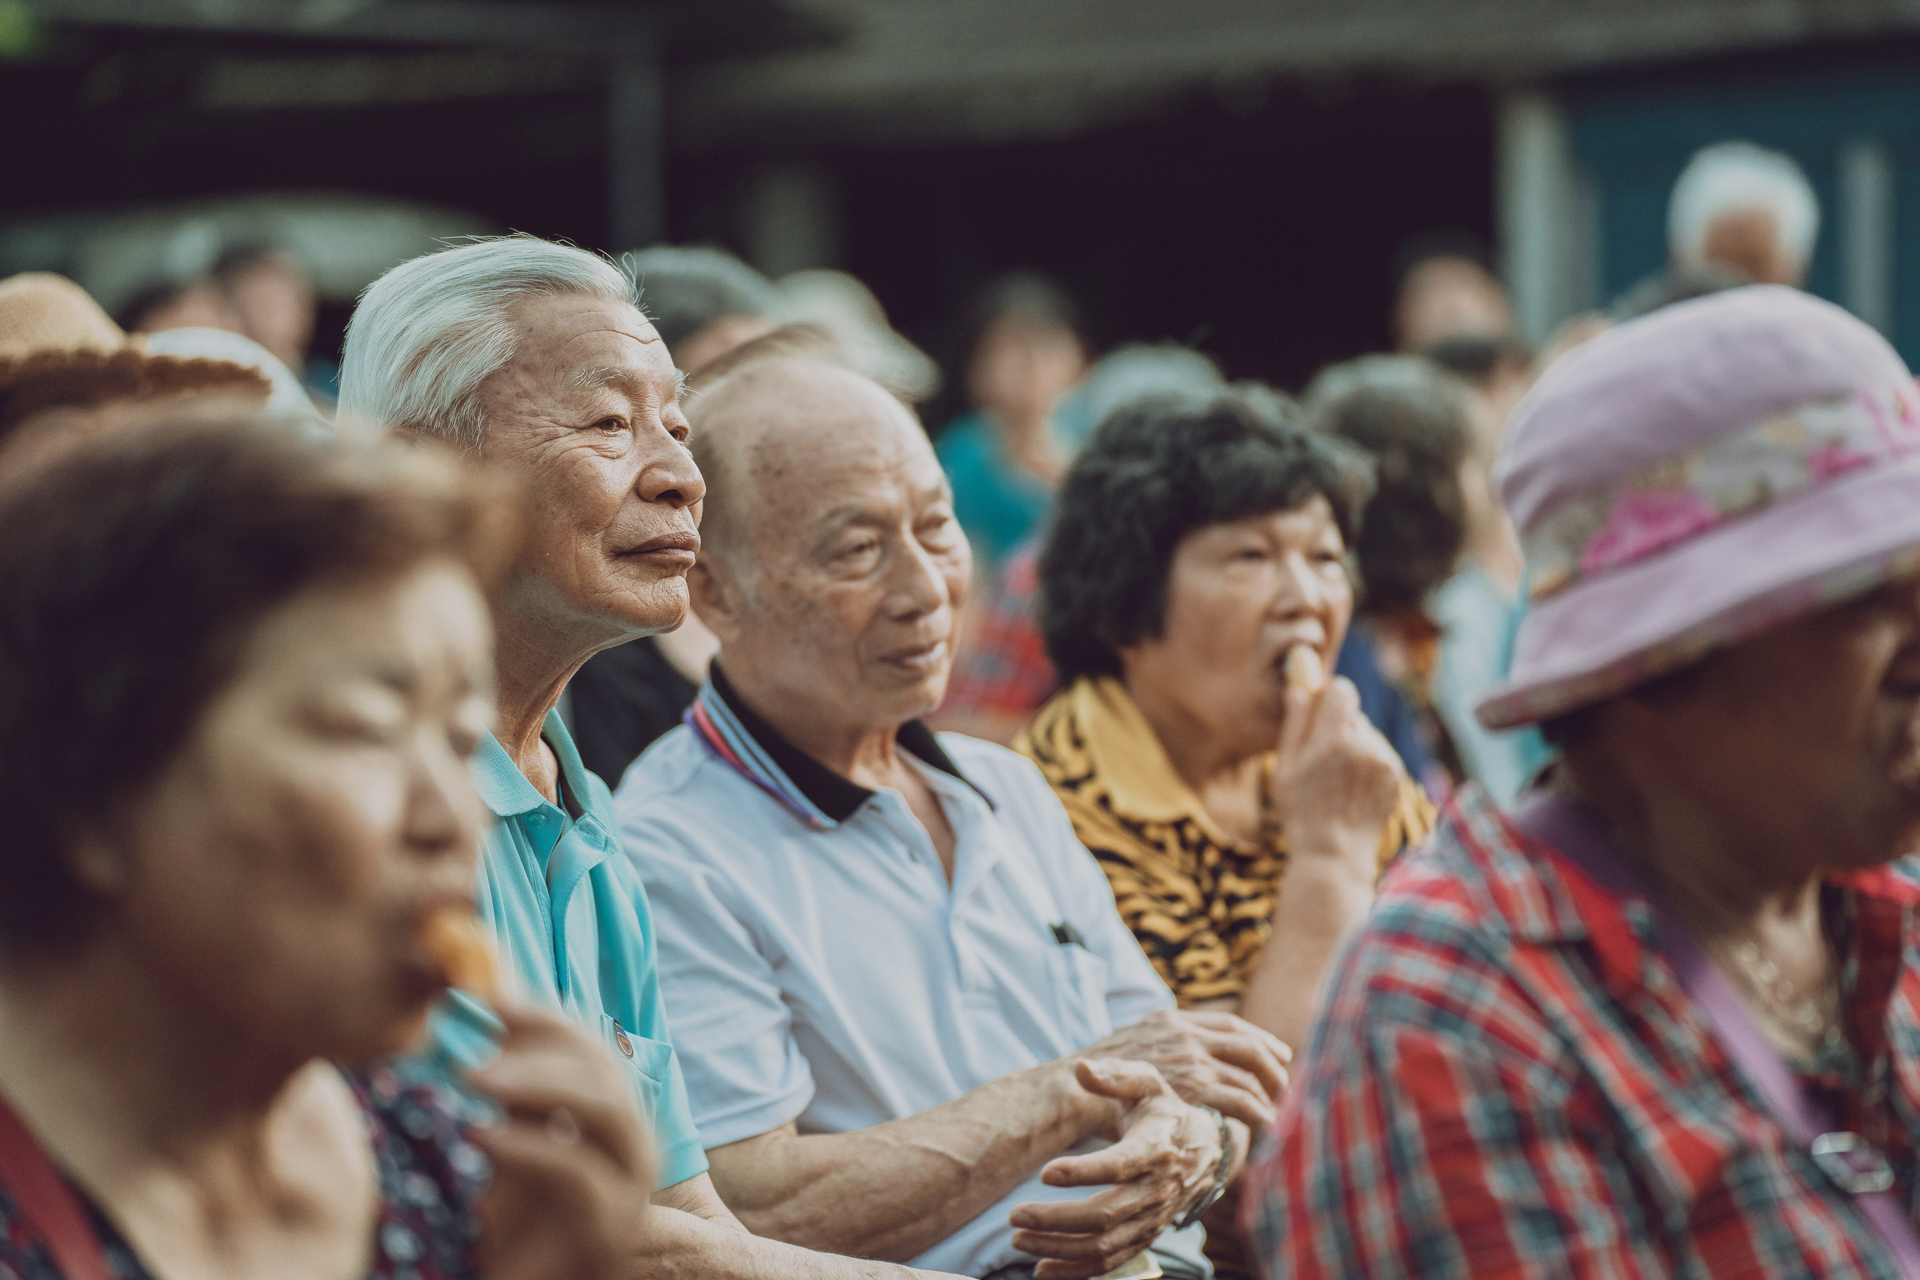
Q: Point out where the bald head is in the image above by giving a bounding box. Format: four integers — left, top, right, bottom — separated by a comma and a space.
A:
690, 356, 929, 586
685, 355, 971, 736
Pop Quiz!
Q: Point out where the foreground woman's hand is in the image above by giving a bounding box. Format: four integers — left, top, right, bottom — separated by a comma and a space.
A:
1007, 1059, 1220, 1280
1270, 671, 1405, 876
468, 1004, 657, 1280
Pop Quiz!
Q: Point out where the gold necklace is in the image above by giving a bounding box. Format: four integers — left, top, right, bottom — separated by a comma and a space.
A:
1707, 932, 1844, 1059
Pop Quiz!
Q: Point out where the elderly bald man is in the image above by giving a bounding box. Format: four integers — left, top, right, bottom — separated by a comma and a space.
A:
615, 356, 1291, 1280
339, 236, 956, 1280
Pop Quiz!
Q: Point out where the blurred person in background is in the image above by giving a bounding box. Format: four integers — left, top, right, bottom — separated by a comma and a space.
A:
624, 244, 779, 377
1669, 140, 1820, 288
938, 274, 1089, 575
115, 274, 243, 337
341, 236, 959, 1280
1390, 235, 1516, 357
569, 244, 781, 789
212, 244, 320, 388
620, 355, 1287, 1280
1418, 335, 1556, 805
0, 416, 658, 1280
1253, 286, 1920, 1278
936, 344, 1226, 744
1304, 355, 1473, 798
1013, 387, 1434, 1278
776, 269, 943, 406
1613, 260, 1752, 322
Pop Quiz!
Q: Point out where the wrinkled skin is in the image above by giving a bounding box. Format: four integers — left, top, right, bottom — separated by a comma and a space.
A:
476, 292, 704, 659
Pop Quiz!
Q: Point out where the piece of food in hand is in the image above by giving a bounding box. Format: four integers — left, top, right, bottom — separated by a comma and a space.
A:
1283, 644, 1326, 694
1092, 1253, 1164, 1280
423, 905, 500, 1004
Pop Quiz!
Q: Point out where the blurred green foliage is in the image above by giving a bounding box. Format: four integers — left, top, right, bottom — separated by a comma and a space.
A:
0, 2, 41, 61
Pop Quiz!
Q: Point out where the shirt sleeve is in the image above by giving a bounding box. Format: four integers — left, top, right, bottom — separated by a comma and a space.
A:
1246, 997, 1652, 1280
621, 820, 817, 1151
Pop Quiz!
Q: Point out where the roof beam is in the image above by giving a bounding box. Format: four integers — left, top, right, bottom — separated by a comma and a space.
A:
19, 0, 651, 48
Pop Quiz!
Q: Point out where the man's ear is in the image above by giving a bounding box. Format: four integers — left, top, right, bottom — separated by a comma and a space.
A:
687, 556, 740, 644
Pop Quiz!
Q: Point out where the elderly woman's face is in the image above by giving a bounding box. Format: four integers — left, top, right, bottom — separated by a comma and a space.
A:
1616, 579, 1920, 866
1121, 496, 1355, 756
104, 560, 495, 1065
477, 293, 704, 648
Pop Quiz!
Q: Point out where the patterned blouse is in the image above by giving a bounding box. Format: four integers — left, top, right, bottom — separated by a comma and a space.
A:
0, 1066, 489, 1280
1013, 675, 1436, 1006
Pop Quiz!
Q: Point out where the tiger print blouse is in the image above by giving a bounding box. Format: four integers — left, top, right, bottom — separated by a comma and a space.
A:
1013, 675, 1435, 1006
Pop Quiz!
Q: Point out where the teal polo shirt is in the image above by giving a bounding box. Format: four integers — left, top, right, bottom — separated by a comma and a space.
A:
428, 710, 708, 1190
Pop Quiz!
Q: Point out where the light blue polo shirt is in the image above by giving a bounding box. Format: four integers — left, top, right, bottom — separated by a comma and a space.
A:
428, 710, 708, 1190
617, 672, 1207, 1277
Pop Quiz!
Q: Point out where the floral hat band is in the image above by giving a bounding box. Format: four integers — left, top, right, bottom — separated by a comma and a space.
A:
1524, 381, 1920, 602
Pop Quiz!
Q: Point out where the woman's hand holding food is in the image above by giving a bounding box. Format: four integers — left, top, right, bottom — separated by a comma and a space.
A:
468, 1005, 659, 1280
1270, 646, 1406, 881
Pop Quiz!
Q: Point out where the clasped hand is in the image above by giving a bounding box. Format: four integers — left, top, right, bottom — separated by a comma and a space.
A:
1009, 1059, 1218, 1280
1008, 1008, 1290, 1278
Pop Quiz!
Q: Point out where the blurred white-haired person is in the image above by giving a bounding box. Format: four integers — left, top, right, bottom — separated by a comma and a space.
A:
1668, 140, 1820, 287
340, 233, 959, 1280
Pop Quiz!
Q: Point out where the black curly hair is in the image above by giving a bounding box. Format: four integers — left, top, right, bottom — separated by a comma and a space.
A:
1039, 385, 1375, 684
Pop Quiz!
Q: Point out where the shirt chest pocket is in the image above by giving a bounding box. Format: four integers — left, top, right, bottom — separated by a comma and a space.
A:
598, 1013, 675, 1127
1045, 942, 1114, 1047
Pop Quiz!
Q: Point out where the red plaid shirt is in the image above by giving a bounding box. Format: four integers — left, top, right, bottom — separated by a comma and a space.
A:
1244, 786, 1920, 1279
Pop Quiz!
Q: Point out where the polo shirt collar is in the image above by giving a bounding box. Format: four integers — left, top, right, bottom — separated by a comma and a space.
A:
688, 664, 987, 829
472, 709, 597, 820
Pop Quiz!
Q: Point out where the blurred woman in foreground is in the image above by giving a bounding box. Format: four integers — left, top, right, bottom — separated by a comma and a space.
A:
0, 418, 655, 1279
1253, 287, 1920, 1276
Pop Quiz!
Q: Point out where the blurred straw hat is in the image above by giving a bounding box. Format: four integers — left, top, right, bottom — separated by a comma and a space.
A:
0, 272, 127, 358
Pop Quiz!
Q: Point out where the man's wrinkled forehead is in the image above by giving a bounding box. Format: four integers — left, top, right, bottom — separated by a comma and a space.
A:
748, 405, 943, 528
506, 295, 664, 370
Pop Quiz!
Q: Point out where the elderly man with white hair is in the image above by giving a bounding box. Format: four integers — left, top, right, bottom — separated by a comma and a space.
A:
617, 354, 1295, 1280
1668, 140, 1820, 288
339, 235, 958, 1280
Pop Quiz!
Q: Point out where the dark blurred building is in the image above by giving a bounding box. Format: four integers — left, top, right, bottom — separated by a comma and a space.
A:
7, 0, 1920, 385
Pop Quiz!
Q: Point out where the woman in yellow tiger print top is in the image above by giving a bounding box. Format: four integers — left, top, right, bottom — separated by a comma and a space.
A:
1013, 387, 1437, 1280
1011, 386, 1436, 1046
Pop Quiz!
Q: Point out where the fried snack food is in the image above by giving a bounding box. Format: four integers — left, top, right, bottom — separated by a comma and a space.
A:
422, 905, 500, 1004
1283, 644, 1326, 694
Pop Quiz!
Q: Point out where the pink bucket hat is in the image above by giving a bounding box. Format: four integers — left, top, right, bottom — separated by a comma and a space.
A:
1477, 285, 1920, 729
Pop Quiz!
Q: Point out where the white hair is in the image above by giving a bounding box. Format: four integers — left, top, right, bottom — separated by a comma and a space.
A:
338, 234, 635, 448
1667, 141, 1820, 273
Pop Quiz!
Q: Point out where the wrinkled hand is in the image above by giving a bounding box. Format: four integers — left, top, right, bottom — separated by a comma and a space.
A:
1271, 673, 1406, 877
1081, 1007, 1288, 1131
469, 1004, 656, 1280
1008, 1059, 1219, 1280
